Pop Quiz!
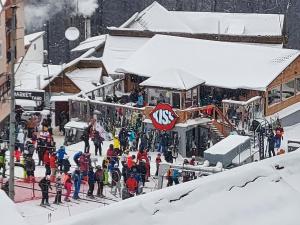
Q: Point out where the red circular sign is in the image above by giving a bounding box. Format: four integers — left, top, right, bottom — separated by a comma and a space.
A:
149, 103, 178, 131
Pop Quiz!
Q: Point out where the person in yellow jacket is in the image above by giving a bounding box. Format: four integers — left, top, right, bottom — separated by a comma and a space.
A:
113, 135, 121, 150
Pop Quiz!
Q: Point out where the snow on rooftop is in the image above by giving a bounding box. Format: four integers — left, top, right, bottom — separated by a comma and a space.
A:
50, 95, 75, 102
205, 135, 250, 155
120, 2, 284, 37
102, 35, 150, 75
117, 35, 300, 90
24, 31, 45, 47
71, 35, 106, 52
128, 1, 192, 33
15, 63, 63, 90
0, 190, 29, 225
66, 68, 102, 91
50, 150, 300, 225
140, 68, 205, 90
172, 11, 284, 36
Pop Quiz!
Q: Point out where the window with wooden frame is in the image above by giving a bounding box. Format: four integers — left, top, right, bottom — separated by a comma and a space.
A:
281, 79, 295, 101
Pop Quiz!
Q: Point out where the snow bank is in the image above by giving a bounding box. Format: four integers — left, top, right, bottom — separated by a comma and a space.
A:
0, 190, 28, 225
50, 151, 300, 225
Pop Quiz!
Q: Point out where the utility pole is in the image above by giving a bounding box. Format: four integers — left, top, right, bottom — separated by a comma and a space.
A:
8, 2, 17, 201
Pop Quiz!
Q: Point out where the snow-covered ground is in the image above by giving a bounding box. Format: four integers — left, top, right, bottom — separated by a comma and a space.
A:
49, 149, 300, 225
9, 122, 300, 225
0, 190, 29, 225
15, 135, 177, 225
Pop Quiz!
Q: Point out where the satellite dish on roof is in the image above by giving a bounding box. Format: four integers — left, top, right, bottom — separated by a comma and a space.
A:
65, 27, 80, 41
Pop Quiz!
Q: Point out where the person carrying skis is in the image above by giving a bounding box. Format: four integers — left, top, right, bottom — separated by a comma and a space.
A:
95, 165, 104, 197
39, 176, 52, 206
54, 176, 63, 204
111, 164, 122, 197
87, 167, 95, 198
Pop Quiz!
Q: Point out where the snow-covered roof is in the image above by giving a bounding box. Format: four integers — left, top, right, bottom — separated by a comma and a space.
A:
102, 35, 150, 75
71, 35, 106, 52
125, 1, 192, 33
0, 190, 29, 225
24, 31, 45, 47
140, 68, 205, 90
205, 135, 250, 155
121, 1, 284, 37
66, 68, 102, 91
117, 35, 300, 90
50, 150, 300, 225
172, 11, 284, 36
15, 63, 63, 90
50, 95, 75, 102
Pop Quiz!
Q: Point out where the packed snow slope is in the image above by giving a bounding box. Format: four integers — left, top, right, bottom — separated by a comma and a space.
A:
50, 151, 300, 225
0, 190, 28, 225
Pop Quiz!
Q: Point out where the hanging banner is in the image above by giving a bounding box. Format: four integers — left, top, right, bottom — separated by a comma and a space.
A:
149, 103, 178, 131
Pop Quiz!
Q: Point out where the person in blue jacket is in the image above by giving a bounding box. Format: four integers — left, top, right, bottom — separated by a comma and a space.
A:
137, 92, 144, 108
73, 151, 83, 167
56, 146, 67, 172
87, 167, 95, 198
72, 168, 81, 200
172, 168, 180, 185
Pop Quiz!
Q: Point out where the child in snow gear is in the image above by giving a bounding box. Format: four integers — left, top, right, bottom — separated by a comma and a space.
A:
87, 167, 95, 198
64, 174, 72, 202
56, 146, 67, 172
126, 173, 138, 198
24, 156, 35, 183
54, 176, 63, 204
72, 169, 81, 200
39, 176, 52, 206
62, 155, 71, 173
95, 166, 104, 197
